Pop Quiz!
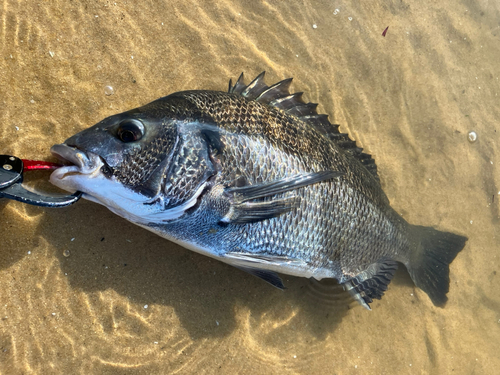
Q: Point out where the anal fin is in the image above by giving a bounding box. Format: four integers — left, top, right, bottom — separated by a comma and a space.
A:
343, 260, 398, 310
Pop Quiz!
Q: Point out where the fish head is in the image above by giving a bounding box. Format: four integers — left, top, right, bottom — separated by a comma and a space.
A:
50, 100, 184, 223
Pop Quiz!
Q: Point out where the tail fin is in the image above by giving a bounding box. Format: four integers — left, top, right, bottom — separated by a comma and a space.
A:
407, 226, 467, 307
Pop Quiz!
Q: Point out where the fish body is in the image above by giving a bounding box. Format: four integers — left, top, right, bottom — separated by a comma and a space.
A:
50, 73, 467, 309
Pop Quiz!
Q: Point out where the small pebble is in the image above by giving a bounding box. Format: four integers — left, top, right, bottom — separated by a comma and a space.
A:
144, 304, 148, 309
27, 251, 31, 255
312, 24, 317, 29
104, 86, 115, 96
49, 51, 54, 57
467, 131, 477, 143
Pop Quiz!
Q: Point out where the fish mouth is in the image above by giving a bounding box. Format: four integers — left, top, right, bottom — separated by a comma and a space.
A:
50, 144, 105, 192
50, 144, 90, 169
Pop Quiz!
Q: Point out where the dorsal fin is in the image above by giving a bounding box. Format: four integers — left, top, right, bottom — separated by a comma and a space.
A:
256, 78, 293, 103
228, 72, 379, 180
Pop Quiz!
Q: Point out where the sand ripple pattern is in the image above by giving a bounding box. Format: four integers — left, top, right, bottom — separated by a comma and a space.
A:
1, 0, 500, 373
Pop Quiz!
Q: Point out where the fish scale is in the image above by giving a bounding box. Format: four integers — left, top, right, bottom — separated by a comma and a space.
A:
181, 92, 396, 267
50, 72, 467, 309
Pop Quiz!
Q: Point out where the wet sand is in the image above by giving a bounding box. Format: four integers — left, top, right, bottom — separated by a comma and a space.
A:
1, 0, 499, 373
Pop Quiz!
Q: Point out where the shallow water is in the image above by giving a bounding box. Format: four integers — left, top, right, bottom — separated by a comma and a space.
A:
1, 0, 499, 373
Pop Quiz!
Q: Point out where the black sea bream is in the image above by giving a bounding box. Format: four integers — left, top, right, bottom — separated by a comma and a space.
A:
50, 73, 467, 309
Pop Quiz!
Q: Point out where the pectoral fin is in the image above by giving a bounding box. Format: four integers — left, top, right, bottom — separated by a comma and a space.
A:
221, 170, 342, 224
226, 171, 342, 201
221, 197, 300, 224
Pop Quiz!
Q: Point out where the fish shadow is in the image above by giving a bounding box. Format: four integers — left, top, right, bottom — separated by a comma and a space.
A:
31, 200, 352, 340
0, 199, 48, 270
0, 201, 22, 270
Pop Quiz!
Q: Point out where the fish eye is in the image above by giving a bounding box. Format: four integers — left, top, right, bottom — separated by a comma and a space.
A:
117, 119, 145, 142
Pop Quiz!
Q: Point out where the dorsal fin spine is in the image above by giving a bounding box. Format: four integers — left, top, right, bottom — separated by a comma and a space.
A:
241, 72, 267, 99
256, 78, 293, 104
227, 72, 379, 180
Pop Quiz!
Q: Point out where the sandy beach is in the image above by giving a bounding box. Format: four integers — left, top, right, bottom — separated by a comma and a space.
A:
0, 1, 499, 373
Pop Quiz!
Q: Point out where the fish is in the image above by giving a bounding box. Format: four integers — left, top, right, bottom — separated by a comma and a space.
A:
49, 72, 467, 309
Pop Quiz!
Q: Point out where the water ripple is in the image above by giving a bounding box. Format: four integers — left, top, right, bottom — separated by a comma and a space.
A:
0, 0, 499, 373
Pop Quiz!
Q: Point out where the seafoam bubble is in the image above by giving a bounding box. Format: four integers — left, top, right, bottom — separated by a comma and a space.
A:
104, 86, 115, 96
63, 249, 70, 257
468, 131, 477, 143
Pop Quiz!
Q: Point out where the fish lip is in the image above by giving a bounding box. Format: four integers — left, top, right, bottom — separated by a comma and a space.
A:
50, 143, 94, 172
50, 144, 99, 174
50, 144, 106, 194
